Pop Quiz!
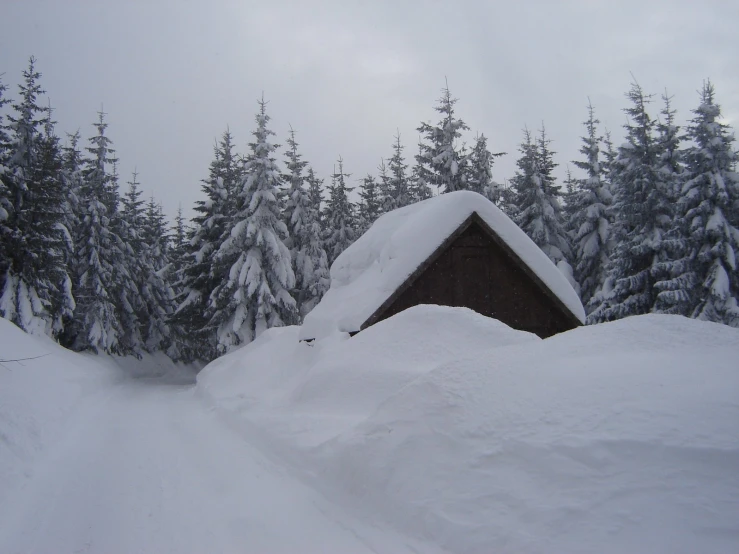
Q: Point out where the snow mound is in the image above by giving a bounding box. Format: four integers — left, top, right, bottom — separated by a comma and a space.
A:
300, 190, 585, 341
0, 318, 119, 504
199, 312, 739, 553
200, 305, 538, 446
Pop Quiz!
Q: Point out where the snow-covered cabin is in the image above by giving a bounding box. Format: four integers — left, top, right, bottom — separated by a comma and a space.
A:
300, 191, 585, 341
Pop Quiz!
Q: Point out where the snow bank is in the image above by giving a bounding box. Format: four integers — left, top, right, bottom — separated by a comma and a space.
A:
300, 190, 585, 341
0, 318, 196, 506
199, 310, 739, 553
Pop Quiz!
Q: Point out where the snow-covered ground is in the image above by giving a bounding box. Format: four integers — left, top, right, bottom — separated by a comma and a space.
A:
199, 306, 739, 553
1, 308, 738, 553
0, 317, 442, 553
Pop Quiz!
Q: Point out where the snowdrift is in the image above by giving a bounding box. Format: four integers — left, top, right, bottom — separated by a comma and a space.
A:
0, 318, 195, 506
198, 306, 739, 554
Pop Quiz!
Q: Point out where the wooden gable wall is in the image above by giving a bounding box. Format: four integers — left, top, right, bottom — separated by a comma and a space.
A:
366, 219, 579, 338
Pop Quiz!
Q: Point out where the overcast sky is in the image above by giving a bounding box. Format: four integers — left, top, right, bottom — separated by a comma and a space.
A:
2, 0, 737, 220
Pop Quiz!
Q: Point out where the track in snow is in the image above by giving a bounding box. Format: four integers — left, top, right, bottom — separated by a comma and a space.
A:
0, 375, 434, 554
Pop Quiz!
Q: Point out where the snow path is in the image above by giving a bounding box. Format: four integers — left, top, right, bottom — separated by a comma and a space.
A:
0, 375, 437, 554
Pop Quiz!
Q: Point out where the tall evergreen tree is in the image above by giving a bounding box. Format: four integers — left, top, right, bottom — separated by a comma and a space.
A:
305, 167, 324, 226
376, 158, 394, 214
417, 82, 470, 193
589, 81, 673, 322
409, 138, 434, 202
569, 102, 613, 307
357, 174, 382, 234
511, 126, 574, 284
173, 130, 240, 360
0, 58, 71, 336
207, 98, 296, 353
655, 81, 739, 325
388, 132, 411, 209
655, 91, 684, 202
71, 111, 126, 353
466, 133, 504, 203
139, 196, 176, 352
280, 127, 328, 318
324, 157, 356, 265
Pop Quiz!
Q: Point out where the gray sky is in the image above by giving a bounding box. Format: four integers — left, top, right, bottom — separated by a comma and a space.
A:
2, 0, 738, 220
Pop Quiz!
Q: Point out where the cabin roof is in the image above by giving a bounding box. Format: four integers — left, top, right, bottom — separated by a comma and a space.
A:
299, 191, 585, 341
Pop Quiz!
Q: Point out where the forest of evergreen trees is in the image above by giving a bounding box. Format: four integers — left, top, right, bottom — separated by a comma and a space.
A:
1, 57, 738, 363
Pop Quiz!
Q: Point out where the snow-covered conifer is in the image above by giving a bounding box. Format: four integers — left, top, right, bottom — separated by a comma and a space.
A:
388, 132, 411, 209
173, 130, 240, 360
207, 99, 296, 353
357, 174, 381, 235
71, 111, 126, 353
511, 126, 574, 287
0, 58, 71, 336
568, 102, 613, 307
589, 82, 673, 322
323, 157, 356, 265
417, 83, 470, 193
409, 138, 434, 202
466, 133, 504, 203
280, 128, 328, 317
377, 158, 395, 214
139, 196, 176, 352
654, 81, 739, 325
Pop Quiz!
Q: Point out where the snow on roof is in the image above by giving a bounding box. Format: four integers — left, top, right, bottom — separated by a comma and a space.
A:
299, 191, 585, 340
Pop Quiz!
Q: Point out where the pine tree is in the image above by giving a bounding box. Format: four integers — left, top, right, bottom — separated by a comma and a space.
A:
280, 128, 328, 318
139, 196, 176, 352
409, 138, 434, 202
388, 132, 411, 209
357, 174, 382, 234
208, 98, 296, 353
655, 91, 684, 202
466, 133, 504, 203
511, 126, 574, 282
377, 158, 394, 214
569, 102, 613, 307
281, 126, 308, 256
0, 58, 71, 336
654, 81, 739, 325
324, 156, 356, 265
173, 130, 239, 360
71, 110, 126, 353
589, 81, 673, 322
305, 167, 324, 226
417, 82, 470, 193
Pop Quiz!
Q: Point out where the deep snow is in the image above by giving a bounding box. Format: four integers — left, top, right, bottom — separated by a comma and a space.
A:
2, 308, 738, 553
0, 318, 442, 554
200, 306, 739, 553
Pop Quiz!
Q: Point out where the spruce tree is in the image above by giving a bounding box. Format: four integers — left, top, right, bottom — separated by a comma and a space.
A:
0, 58, 71, 336
140, 196, 176, 352
207, 98, 296, 353
589, 81, 673, 322
511, 126, 574, 285
280, 128, 328, 318
409, 138, 434, 202
388, 132, 411, 209
173, 130, 239, 360
654, 81, 739, 325
417, 83, 470, 193
71, 111, 126, 353
569, 102, 613, 308
357, 174, 381, 234
377, 158, 394, 214
324, 157, 356, 265
466, 133, 504, 203
305, 167, 324, 226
